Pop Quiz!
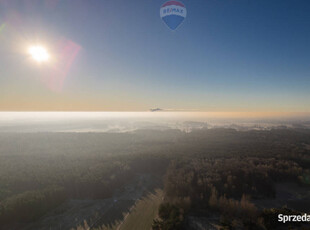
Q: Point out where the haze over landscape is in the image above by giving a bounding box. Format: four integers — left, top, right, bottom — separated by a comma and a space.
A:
0, 112, 310, 133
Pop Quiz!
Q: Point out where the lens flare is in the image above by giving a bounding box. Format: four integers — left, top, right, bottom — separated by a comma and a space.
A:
0, 23, 5, 34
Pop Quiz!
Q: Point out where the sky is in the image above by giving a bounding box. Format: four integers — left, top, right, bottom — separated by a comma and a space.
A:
0, 0, 309, 114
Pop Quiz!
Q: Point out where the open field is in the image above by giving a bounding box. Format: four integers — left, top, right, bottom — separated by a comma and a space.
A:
73, 184, 163, 230
118, 189, 163, 230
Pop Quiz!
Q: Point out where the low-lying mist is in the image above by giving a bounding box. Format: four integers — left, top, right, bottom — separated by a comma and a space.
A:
0, 112, 309, 132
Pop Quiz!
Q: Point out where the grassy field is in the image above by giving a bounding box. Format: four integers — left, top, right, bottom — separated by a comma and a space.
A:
118, 189, 163, 230
89, 189, 163, 230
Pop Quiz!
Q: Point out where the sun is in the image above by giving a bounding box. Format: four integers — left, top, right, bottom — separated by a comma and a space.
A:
28, 46, 50, 63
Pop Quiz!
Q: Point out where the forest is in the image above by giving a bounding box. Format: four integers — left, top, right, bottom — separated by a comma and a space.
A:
153, 128, 310, 230
0, 128, 309, 229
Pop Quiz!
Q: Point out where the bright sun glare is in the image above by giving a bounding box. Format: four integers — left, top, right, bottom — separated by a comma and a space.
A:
28, 46, 50, 63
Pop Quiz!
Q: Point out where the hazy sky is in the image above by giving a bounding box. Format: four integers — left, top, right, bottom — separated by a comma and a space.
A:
0, 0, 309, 113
